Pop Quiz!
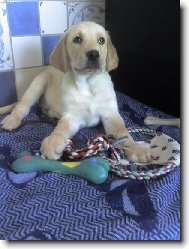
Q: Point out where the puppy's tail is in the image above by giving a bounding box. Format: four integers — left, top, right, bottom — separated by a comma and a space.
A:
0, 103, 17, 114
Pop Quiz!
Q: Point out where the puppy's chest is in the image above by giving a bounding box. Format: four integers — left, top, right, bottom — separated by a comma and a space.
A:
62, 74, 115, 123
75, 85, 102, 113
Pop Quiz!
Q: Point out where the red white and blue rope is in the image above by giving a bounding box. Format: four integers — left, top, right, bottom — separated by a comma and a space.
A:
63, 128, 179, 180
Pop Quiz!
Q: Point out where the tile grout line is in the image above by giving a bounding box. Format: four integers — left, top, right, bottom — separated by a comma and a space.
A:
38, 0, 44, 66
67, 0, 69, 28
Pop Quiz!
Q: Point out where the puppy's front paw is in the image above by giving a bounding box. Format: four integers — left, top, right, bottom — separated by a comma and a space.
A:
40, 134, 66, 160
124, 142, 151, 163
0, 114, 21, 131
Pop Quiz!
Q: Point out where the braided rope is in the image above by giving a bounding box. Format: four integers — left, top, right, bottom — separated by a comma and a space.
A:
62, 128, 179, 180
64, 134, 110, 160
109, 162, 178, 180
128, 127, 162, 137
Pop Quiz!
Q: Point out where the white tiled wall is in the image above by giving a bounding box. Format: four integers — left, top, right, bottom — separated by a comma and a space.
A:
12, 36, 43, 69
39, 1, 67, 34
0, 0, 105, 105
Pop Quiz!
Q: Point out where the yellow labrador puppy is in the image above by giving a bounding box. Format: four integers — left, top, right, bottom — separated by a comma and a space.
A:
0, 22, 150, 162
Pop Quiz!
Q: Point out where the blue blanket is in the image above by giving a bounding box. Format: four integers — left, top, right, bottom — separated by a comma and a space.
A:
0, 92, 180, 240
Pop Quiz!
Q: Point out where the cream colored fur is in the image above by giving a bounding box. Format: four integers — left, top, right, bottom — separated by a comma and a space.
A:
0, 22, 150, 162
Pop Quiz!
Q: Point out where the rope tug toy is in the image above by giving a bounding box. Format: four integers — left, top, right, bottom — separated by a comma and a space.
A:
62, 127, 180, 180
11, 127, 180, 183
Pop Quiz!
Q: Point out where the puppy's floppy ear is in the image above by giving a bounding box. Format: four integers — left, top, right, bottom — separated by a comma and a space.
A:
106, 32, 119, 72
49, 33, 69, 72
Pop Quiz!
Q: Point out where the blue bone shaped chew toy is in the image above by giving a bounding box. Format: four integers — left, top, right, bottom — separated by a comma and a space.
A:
11, 151, 110, 184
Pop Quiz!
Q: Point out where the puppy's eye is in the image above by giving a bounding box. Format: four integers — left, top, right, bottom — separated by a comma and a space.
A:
98, 37, 105, 44
73, 36, 82, 44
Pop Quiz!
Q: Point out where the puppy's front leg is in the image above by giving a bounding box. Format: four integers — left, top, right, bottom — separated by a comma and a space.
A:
40, 116, 79, 160
102, 112, 151, 163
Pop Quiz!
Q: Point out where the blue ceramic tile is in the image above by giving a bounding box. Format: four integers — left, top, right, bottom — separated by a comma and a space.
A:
0, 71, 17, 106
42, 36, 61, 65
7, 2, 39, 36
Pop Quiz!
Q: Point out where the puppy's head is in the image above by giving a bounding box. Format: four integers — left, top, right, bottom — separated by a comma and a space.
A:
50, 22, 119, 74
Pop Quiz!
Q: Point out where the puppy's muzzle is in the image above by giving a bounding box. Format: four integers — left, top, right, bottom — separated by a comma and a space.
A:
86, 50, 100, 69
86, 50, 99, 61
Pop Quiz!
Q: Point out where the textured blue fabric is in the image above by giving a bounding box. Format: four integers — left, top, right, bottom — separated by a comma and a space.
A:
0, 92, 180, 240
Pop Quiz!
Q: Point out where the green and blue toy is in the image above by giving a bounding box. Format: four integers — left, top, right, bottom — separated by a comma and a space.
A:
11, 151, 110, 184
11, 134, 111, 184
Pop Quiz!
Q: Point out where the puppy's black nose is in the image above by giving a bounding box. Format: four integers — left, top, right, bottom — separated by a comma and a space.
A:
86, 50, 99, 61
